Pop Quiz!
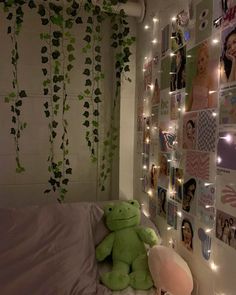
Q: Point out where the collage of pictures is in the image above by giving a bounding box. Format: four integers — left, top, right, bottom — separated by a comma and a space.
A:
138, 0, 236, 260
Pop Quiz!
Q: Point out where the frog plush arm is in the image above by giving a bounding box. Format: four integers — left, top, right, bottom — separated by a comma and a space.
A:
96, 232, 115, 262
136, 227, 158, 247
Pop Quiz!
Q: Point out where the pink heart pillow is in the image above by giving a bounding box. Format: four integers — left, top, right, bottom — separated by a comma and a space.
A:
148, 246, 193, 295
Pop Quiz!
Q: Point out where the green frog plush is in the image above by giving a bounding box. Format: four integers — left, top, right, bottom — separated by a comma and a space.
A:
96, 200, 158, 291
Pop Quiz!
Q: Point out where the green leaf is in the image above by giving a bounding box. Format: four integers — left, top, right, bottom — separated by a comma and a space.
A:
52, 130, 57, 138
87, 16, 93, 24
52, 39, 60, 47
44, 102, 49, 109
94, 88, 101, 95
84, 89, 90, 95
50, 15, 63, 26
52, 50, 60, 59
93, 110, 99, 116
28, 1, 36, 9
67, 44, 74, 52
44, 88, 49, 95
65, 19, 73, 29
66, 168, 72, 174
41, 46, 47, 54
95, 46, 100, 53
12, 116, 16, 123
83, 120, 89, 127
68, 54, 75, 62
83, 68, 90, 76
16, 100, 22, 107
78, 95, 84, 100
85, 79, 92, 86
92, 120, 99, 127
94, 96, 101, 103
45, 110, 50, 117
38, 4, 46, 17
53, 95, 60, 102
85, 57, 92, 64
54, 85, 61, 92
67, 64, 73, 71
84, 35, 91, 43
10, 128, 16, 135
95, 64, 101, 72
19, 90, 27, 98
53, 31, 63, 39
84, 101, 89, 108
42, 56, 48, 63
62, 178, 69, 185
76, 16, 83, 24
95, 55, 101, 62
83, 111, 89, 118
5, 96, 10, 103
42, 68, 47, 76
41, 18, 49, 25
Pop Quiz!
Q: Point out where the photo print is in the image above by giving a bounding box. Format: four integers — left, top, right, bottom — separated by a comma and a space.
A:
185, 39, 218, 112
220, 88, 236, 125
171, 10, 190, 52
195, 0, 213, 44
220, 24, 236, 87
152, 78, 161, 106
216, 209, 236, 249
150, 163, 158, 189
170, 167, 184, 203
143, 61, 152, 91
160, 90, 171, 119
186, 151, 210, 181
181, 215, 194, 252
197, 110, 217, 152
167, 201, 178, 229
159, 122, 177, 152
157, 153, 170, 189
157, 186, 167, 218
170, 91, 184, 120
149, 196, 157, 223
161, 24, 170, 57
213, 0, 236, 30
198, 228, 212, 261
197, 180, 215, 227
183, 112, 198, 150
182, 176, 197, 215
217, 131, 236, 171
150, 105, 159, 144
161, 56, 171, 90
170, 46, 186, 92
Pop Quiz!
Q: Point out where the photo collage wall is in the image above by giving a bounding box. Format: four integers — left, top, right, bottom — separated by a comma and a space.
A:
138, 0, 236, 258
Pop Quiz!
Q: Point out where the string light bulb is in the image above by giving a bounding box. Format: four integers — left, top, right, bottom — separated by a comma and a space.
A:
144, 25, 150, 30
152, 38, 157, 44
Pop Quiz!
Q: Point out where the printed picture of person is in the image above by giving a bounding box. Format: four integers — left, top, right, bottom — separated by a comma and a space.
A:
150, 164, 158, 189
216, 210, 236, 249
157, 153, 169, 188
186, 41, 217, 111
221, 26, 236, 84
183, 119, 196, 150
158, 187, 167, 218
181, 218, 194, 251
183, 178, 197, 213
152, 78, 160, 105
170, 47, 186, 92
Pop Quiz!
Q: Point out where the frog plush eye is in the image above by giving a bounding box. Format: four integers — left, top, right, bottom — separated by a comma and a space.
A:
104, 203, 114, 216
128, 200, 140, 208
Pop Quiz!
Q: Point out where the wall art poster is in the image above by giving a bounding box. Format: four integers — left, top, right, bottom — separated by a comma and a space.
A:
220, 24, 236, 87
143, 61, 152, 91
161, 24, 170, 57
216, 209, 236, 249
157, 153, 170, 189
198, 228, 212, 260
171, 10, 190, 52
197, 110, 217, 152
185, 39, 218, 112
161, 56, 171, 90
160, 90, 170, 119
181, 214, 194, 252
186, 151, 210, 180
151, 106, 159, 144
220, 88, 236, 125
152, 78, 161, 106
217, 131, 236, 171
170, 167, 183, 203
159, 122, 177, 153
197, 181, 215, 227
195, 0, 213, 44
157, 186, 167, 218
170, 46, 186, 92
182, 176, 197, 216
213, 0, 236, 30
170, 91, 183, 120
167, 201, 178, 229
183, 112, 198, 150
149, 196, 157, 223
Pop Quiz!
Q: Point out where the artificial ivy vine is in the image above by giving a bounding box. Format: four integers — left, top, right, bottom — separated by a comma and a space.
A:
37, 1, 81, 202
98, 0, 135, 191
2, 0, 29, 173
1, 0, 135, 200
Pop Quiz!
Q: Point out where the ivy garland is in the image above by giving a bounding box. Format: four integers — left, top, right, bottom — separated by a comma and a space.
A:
2, 0, 29, 173
1, 0, 135, 200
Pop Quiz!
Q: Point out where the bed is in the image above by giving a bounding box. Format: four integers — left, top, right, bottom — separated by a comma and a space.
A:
0, 202, 159, 295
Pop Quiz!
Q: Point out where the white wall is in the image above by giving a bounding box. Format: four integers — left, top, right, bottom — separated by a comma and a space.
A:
134, 0, 236, 295
0, 5, 134, 207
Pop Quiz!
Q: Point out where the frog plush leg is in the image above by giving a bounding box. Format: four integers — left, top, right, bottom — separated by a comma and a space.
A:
101, 260, 130, 291
129, 254, 153, 290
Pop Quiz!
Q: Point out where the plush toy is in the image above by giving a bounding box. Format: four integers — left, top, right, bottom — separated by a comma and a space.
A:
96, 200, 158, 291
148, 245, 193, 295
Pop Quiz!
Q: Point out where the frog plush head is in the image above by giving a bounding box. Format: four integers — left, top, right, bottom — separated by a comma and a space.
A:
104, 200, 141, 231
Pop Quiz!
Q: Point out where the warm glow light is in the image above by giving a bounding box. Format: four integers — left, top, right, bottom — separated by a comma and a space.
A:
144, 56, 147, 60
142, 112, 146, 117
178, 107, 181, 111
150, 84, 154, 90
221, 134, 233, 143
152, 38, 157, 44
177, 211, 182, 217
205, 205, 213, 209
169, 91, 173, 95
167, 159, 172, 162
171, 16, 177, 21
147, 189, 153, 196
205, 228, 212, 233
153, 17, 158, 23
210, 262, 218, 272
167, 226, 172, 231
144, 25, 150, 30
209, 90, 216, 94
143, 165, 147, 170
187, 55, 192, 58
169, 71, 176, 74
212, 112, 217, 117
145, 137, 150, 144
143, 68, 146, 72
142, 209, 150, 217
182, 107, 185, 113
204, 182, 212, 186
140, 177, 144, 180
217, 156, 222, 164
154, 126, 158, 130
212, 39, 219, 44
170, 52, 175, 57
147, 126, 150, 130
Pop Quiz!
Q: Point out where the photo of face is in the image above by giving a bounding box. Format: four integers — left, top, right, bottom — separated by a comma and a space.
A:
181, 218, 194, 251
157, 154, 169, 188
183, 178, 197, 213
157, 187, 167, 218
186, 120, 195, 140
197, 45, 209, 75
183, 116, 197, 150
